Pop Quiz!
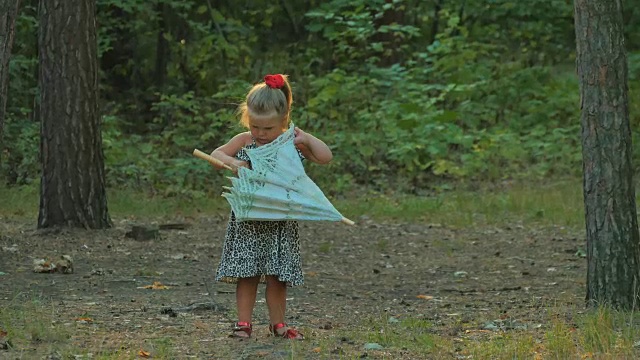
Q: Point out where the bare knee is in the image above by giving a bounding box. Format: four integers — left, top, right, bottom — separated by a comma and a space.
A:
238, 276, 260, 287
265, 275, 285, 288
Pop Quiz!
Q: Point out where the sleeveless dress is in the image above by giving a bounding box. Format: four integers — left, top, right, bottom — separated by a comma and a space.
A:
215, 140, 305, 287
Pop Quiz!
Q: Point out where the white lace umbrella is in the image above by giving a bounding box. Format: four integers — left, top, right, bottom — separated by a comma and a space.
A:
220, 124, 354, 225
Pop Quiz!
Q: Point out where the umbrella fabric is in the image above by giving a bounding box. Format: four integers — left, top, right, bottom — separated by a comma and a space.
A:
223, 123, 344, 222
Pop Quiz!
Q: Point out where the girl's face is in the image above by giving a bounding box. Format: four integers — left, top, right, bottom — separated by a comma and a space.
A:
248, 113, 287, 146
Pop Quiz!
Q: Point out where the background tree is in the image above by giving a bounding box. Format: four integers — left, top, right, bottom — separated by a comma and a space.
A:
0, 0, 21, 165
38, 0, 111, 228
575, 0, 640, 309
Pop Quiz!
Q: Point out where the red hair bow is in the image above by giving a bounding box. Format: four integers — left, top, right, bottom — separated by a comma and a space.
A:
264, 74, 285, 89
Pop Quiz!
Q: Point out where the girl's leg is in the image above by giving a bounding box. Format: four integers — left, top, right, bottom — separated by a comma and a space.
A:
236, 276, 260, 323
265, 275, 303, 339
265, 275, 287, 325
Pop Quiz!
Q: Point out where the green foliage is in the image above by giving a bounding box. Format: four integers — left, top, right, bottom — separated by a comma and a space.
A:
2, 0, 634, 195
3, 5, 39, 186
1, 118, 39, 186
102, 84, 246, 197
464, 0, 575, 64
7, 3, 38, 108
305, 0, 420, 68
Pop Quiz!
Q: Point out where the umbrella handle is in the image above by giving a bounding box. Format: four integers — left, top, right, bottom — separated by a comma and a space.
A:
341, 217, 355, 226
193, 149, 234, 171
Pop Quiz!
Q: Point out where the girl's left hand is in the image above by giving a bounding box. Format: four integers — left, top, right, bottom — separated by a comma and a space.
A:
293, 127, 308, 145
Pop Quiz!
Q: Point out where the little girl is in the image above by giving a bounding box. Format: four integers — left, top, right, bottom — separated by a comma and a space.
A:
209, 74, 332, 339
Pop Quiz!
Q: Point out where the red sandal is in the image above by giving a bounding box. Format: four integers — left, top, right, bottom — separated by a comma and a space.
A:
269, 322, 304, 340
230, 321, 252, 338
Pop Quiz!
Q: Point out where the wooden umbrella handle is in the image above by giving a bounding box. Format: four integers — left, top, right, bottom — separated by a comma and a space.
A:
341, 217, 355, 226
193, 149, 234, 171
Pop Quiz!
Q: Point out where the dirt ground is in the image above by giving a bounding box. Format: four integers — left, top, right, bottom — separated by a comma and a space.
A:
0, 214, 587, 359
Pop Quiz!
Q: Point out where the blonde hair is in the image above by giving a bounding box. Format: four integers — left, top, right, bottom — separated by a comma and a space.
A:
239, 74, 292, 128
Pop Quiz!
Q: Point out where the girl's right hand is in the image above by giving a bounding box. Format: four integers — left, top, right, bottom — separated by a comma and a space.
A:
229, 159, 249, 174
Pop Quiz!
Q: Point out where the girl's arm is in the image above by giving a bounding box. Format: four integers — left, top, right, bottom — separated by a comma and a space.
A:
294, 127, 333, 164
210, 132, 252, 171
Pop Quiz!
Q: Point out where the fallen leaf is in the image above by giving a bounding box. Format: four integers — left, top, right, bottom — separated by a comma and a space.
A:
33, 259, 57, 273
0, 330, 7, 337
193, 320, 207, 329
532, 343, 546, 360
313, 347, 321, 353
138, 349, 151, 358
141, 281, 169, 290
416, 294, 434, 300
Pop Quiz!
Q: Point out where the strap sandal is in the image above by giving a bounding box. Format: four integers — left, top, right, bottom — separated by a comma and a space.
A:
269, 322, 304, 340
230, 321, 252, 338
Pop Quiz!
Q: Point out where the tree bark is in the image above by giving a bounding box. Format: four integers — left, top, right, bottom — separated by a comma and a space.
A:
38, 0, 111, 229
575, 0, 640, 309
0, 0, 21, 166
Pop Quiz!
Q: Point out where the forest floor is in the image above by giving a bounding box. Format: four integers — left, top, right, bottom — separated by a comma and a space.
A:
0, 213, 590, 359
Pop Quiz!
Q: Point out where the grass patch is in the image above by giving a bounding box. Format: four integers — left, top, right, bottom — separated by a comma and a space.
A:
0, 185, 228, 220
0, 293, 189, 359
146, 337, 177, 359
577, 307, 640, 358
0, 179, 585, 228
545, 316, 576, 359
318, 241, 333, 253
2, 281, 640, 358
0, 184, 39, 218
0, 294, 71, 350
107, 188, 228, 219
465, 332, 539, 359
336, 179, 585, 228
462, 307, 640, 360
353, 315, 450, 357
367, 317, 436, 353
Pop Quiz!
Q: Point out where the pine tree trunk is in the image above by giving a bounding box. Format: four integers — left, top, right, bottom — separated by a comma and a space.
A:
0, 0, 21, 166
575, 0, 640, 309
38, 0, 111, 229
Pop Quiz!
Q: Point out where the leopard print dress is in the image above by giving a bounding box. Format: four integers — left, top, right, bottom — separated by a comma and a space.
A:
215, 141, 304, 287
